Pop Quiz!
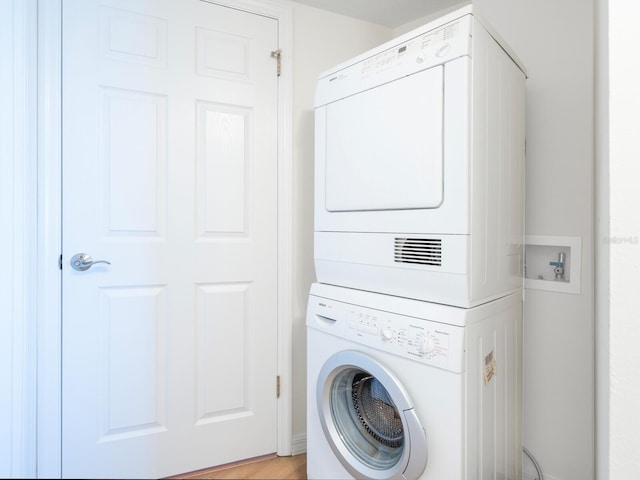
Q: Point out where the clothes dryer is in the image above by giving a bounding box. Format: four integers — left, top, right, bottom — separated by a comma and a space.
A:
314, 5, 527, 308
307, 283, 522, 480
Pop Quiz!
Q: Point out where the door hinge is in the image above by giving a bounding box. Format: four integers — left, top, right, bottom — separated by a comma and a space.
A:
271, 49, 282, 77
276, 375, 281, 398
59, 254, 63, 270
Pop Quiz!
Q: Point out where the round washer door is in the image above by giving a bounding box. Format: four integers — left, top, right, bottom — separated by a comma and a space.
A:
316, 350, 427, 480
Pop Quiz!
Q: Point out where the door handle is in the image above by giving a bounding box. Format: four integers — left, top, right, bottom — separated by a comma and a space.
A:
70, 253, 111, 271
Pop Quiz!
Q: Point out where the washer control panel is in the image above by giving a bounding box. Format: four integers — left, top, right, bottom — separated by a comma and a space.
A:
346, 309, 461, 371
308, 294, 465, 373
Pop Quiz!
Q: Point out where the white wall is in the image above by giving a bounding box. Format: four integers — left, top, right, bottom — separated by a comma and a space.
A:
289, 2, 392, 444
392, 1, 468, 35
607, 1, 640, 476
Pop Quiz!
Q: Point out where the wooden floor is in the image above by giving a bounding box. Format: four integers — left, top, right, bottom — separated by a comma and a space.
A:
171, 454, 307, 480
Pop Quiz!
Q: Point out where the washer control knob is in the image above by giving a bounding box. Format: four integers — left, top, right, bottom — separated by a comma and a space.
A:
380, 328, 394, 341
420, 336, 436, 355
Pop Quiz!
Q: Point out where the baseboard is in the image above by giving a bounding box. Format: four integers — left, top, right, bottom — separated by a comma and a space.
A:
291, 433, 307, 456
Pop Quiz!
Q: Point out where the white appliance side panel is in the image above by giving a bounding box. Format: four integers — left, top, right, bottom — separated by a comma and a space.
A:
325, 66, 444, 212
464, 296, 523, 480
314, 56, 471, 235
468, 19, 526, 305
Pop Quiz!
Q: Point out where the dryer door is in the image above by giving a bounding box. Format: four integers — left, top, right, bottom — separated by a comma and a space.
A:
323, 65, 443, 213
317, 351, 427, 480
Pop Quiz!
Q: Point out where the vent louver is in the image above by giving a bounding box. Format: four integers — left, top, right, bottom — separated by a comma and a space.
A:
394, 238, 442, 266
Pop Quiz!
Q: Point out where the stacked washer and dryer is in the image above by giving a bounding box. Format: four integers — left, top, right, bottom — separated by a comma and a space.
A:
306, 5, 527, 480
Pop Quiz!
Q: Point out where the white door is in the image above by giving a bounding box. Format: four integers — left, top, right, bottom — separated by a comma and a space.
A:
61, 0, 279, 478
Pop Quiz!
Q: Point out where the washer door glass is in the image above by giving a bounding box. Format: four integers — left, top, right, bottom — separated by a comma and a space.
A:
331, 368, 404, 470
317, 350, 427, 480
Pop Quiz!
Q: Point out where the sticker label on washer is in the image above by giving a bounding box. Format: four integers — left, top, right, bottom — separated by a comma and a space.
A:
483, 350, 497, 384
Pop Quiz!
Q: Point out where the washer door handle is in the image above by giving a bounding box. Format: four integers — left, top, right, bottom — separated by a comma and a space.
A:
401, 408, 427, 480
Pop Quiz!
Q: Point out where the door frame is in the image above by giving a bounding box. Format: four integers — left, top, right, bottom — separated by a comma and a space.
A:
36, 0, 293, 477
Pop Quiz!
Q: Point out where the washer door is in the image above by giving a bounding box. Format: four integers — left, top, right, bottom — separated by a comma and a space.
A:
317, 351, 427, 480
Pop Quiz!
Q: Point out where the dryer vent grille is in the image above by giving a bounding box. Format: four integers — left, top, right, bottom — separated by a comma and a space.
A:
394, 237, 442, 266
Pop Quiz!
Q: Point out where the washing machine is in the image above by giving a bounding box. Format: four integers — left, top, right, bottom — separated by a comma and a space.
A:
307, 283, 523, 480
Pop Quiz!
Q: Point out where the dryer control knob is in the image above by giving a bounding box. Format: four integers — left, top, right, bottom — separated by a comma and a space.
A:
420, 336, 436, 355
381, 328, 394, 341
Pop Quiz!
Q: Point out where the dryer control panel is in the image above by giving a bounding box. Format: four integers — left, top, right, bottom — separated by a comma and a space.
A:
307, 294, 465, 373
315, 13, 472, 107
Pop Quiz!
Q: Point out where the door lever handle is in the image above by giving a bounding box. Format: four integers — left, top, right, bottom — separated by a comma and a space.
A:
70, 253, 111, 271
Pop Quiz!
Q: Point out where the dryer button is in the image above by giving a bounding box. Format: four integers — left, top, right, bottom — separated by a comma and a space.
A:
436, 43, 451, 57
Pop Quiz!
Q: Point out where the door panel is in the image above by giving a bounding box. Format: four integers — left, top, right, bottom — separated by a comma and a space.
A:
62, 1, 279, 478
196, 103, 251, 236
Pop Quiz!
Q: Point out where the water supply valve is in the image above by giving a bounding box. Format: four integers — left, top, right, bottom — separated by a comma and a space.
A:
549, 252, 565, 281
